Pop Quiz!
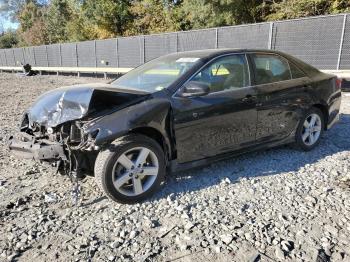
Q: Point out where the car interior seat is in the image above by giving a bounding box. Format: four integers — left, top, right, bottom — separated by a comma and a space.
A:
222, 63, 244, 89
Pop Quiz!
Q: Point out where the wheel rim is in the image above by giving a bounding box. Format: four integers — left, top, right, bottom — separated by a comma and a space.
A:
302, 113, 322, 146
111, 147, 159, 197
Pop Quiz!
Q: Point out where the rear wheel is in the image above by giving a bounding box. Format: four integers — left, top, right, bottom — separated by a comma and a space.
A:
94, 134, 166, 204
295, 108, 324, 151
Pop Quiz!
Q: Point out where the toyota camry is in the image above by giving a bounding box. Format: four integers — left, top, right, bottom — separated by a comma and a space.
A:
9, 49, 342, 203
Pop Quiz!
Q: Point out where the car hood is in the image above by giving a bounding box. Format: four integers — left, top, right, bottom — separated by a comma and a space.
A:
27, 83, 149, 128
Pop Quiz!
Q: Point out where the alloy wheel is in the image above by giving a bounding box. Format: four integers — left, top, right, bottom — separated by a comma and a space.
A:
301, 113, 322, 146
111, 147, 159, 197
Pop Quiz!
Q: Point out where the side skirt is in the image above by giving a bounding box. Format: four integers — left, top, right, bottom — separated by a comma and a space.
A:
169, 135, 295, 173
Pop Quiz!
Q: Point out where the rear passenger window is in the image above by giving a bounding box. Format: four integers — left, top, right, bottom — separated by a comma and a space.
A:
289, 62, 306, 79
252, 54, 291, 85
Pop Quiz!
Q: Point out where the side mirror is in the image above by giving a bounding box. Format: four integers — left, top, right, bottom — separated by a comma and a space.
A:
181, 81, 210, 97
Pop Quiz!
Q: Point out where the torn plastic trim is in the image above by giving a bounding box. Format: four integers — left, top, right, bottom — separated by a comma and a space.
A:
70, 125, 100, 151
8, 133, 67, 161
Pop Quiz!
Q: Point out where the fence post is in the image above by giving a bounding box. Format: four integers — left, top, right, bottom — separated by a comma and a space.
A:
4, 50, 8, 66
176, 32, 179, 52
21, 48, 25, 64
94, 40, 97, 67
268, 22, 274, 49
141, 36, 145, 64
33, 47, 37, 66
12, 49, 16, 66
59, 44, 62, 66
45, 45, 49, 67
75, 43, 78, 67
337, 14, 347, 70
215, 28, 219, 48
116, 38, 119, 68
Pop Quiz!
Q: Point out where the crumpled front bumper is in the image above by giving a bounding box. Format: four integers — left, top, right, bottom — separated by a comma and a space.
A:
8, 133, 67, 161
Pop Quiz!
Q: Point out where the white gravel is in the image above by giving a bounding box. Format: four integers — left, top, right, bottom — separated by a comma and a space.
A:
0, 73, 350, 262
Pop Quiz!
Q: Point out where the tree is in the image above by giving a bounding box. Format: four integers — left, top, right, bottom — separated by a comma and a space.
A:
0, 0, 48, 21
175, 0, 262, 30
329, 0, 350, 13
0, 0, 27, 22
125, 0, 178, 35
45, 0, 73, 43
19, 18, 48, 45
2, 0, 350, 47
0, 30, 19, 48
81, 0, 132, 38
263, 0, 350, 21
17, 0, 48, 45
66, 9, 95, 41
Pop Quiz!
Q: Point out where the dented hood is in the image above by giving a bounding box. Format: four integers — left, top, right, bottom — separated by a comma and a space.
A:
28, 83, 148, 128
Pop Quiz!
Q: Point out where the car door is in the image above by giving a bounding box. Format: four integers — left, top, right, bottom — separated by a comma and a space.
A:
171, 54, 258, 163
249, 52, 312, 143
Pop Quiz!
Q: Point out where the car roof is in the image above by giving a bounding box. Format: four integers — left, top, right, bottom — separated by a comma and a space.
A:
163, 48, 285, 61
166, 48, 320, 74
162, 48, 321, 93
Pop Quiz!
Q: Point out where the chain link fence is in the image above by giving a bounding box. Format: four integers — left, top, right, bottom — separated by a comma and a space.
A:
0, 14, 349, 70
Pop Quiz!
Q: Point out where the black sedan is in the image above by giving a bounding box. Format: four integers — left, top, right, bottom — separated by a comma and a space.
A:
9, 49, 342, 203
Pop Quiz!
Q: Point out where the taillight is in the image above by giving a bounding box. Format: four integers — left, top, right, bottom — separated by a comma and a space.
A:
336, 78, 342, 90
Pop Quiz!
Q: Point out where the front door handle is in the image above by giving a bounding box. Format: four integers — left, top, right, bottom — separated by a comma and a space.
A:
242, 94, 257, 103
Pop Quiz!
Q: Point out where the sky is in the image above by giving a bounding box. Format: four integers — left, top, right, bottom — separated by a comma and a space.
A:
0, 16, 18, 31
0, 0, 19, 31
3, 19, 18, 29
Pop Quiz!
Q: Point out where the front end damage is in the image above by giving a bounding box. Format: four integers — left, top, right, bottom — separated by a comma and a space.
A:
9, 133, 66, 161
8, 83, 172, 205
9, 118, 101, 205
9, 114, 100, 180
8, 84, 149, 180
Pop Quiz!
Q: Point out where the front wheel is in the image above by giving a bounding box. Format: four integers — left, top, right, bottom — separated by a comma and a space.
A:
295, 108, 324, 151
94, 134, 166, 204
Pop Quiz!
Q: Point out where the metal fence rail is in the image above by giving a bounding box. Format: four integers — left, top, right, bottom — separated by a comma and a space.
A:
0, 14, 349, 70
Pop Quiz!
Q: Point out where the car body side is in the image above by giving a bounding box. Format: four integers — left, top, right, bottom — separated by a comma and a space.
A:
83, 49, 341, 172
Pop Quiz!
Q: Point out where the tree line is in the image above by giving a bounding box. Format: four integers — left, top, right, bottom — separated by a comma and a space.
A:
0, 0, 349, 49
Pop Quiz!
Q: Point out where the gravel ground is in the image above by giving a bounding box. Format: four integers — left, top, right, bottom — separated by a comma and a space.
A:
0, 73, 350, 262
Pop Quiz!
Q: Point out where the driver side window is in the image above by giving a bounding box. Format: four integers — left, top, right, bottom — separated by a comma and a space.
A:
192, 54, 249, 93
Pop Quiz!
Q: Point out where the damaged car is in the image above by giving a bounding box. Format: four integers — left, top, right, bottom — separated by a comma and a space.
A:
9, 49, 341, 203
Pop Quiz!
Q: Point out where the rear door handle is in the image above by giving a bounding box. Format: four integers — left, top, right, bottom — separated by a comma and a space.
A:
302, 85, 311, 92
242, 95, 257, 103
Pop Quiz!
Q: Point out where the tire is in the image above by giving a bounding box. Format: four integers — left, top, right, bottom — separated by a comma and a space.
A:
295, 107, 324, 151
94, 134, 166, 204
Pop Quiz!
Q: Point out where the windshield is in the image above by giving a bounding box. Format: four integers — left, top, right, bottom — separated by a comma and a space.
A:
111, 55, 201, 92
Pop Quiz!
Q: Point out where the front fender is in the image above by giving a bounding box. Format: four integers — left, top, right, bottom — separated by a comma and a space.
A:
84, 98, 172, 147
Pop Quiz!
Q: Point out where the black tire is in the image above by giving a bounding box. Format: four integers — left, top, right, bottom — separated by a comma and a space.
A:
94, 134, 166, 204
295, 107, 324, 151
